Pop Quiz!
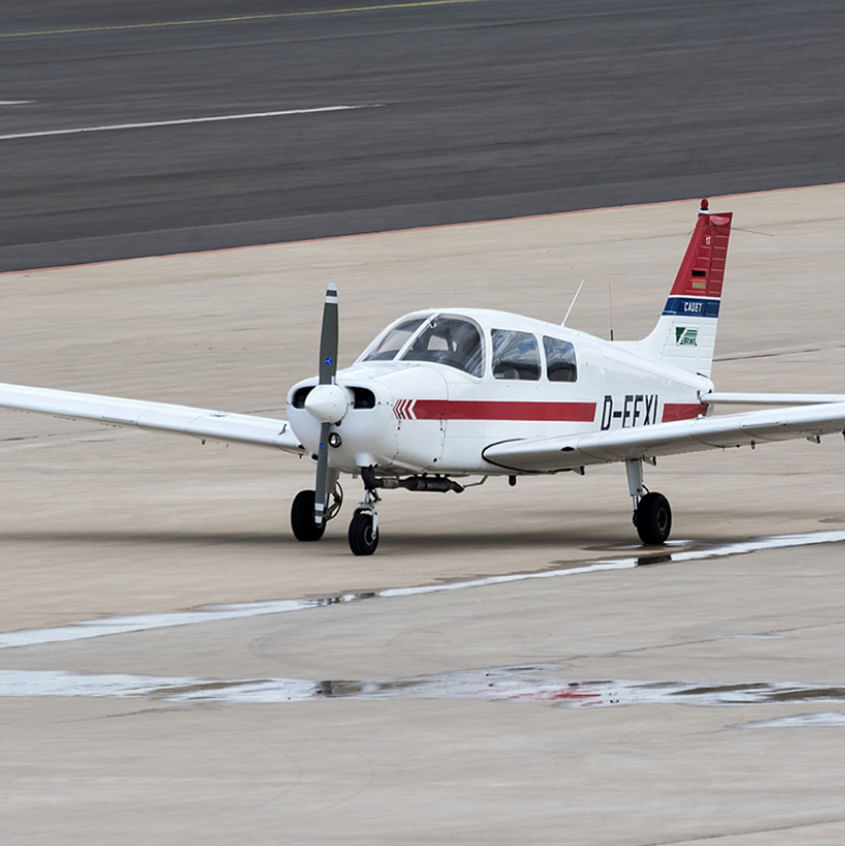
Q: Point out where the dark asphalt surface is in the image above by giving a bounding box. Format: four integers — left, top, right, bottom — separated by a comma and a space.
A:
1, 0, 844, 270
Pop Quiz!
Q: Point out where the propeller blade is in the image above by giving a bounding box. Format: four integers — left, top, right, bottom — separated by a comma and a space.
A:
314, 285, 338, 526
318, 284, 338, 385
314, 421, 331, 525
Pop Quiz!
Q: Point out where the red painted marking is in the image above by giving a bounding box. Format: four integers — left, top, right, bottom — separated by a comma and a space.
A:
408, 400, 596, 422
669, 209, 732, 299
511, 686, 604, 704
662, 402, 707, 422
393, 398, 416, 420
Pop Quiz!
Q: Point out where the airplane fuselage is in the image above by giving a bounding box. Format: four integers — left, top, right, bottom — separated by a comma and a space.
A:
287, 308, 712, 477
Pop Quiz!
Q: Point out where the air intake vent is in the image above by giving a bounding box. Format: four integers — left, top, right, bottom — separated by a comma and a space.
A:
352, 387, 376, 409
291, 386, 314, 409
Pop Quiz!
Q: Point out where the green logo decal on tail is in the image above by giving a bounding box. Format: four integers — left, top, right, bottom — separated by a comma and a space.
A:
675, 327, 698, 347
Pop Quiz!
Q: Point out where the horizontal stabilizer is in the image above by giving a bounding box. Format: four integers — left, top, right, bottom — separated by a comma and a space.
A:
703, 392, 845, 406
0, 382, 304, 452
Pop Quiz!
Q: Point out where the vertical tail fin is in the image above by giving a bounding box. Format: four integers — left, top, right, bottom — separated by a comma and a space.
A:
635, 200, 732, 377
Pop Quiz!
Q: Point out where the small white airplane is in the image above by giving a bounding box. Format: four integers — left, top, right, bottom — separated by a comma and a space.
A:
2, 200, 844, 555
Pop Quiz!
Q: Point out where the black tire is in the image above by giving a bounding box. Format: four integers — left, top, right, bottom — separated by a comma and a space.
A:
348, 510, 379, 556
634, 492, 672, 545
290, 490, 325, 542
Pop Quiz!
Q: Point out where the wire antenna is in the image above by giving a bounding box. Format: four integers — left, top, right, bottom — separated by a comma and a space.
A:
561, 278, 584, 326
608, 282, 615, 341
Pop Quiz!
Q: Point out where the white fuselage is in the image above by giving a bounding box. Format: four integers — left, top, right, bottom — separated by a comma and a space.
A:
287, 308, 712, 477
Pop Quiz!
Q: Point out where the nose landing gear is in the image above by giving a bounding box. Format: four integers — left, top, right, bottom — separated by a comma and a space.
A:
348, 484, 380, 556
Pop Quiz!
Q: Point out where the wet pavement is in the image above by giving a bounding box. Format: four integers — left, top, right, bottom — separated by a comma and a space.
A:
2, 529, 845, 731
4, 665, 845, 721
3, 529, 844, 650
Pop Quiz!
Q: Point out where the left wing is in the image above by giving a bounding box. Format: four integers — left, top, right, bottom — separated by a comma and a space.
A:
0, 382, 304, 453
482, 402, 845, 473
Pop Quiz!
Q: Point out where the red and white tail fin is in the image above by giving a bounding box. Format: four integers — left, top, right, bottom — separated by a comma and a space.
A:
632, 200, 732, 378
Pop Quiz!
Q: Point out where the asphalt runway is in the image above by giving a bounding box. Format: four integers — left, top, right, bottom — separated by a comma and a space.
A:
2, 0, 845, 270
2, 186, 845, 843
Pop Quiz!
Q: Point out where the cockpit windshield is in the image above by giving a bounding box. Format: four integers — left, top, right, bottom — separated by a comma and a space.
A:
400, 315, 484, 377
362, 317, 425, 361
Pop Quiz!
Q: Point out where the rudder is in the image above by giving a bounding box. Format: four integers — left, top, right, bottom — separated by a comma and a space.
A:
634, 199, 733, 378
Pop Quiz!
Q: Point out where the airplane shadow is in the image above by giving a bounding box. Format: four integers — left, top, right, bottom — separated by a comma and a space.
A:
0, 529, 291, 547
0, 526, 627, 552
375, 527, 633, 552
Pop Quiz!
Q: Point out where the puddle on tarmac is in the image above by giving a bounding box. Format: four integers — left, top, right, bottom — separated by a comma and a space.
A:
2, 529, 845, 650
2, 666, 845, 720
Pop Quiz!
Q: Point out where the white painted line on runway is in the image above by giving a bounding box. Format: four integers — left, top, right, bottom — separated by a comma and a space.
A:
0, 598, 321, 649
382, 530, 845, 598
0, 100, 34, 105
2, 530, 845, 651
0, 104, 382, 141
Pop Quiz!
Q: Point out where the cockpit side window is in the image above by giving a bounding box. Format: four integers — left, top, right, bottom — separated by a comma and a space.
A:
401, 316, 484, 377
491, 329, 541, 380
543, 335, 577, 382
362, 317, 425, 361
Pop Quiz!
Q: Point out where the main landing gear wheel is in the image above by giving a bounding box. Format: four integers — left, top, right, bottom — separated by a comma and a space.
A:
634, 491, 672, 545
290, 490, 326, 542
348, 510, 378, 556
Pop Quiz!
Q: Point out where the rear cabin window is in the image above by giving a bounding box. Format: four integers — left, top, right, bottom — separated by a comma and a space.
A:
491, 329, 541, 380
401, 316, 484, 377
543, 335, 577, 382
363, 317, 425, 361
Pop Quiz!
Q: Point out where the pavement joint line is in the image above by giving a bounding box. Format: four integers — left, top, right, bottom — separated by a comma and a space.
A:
0, 0, 491, 39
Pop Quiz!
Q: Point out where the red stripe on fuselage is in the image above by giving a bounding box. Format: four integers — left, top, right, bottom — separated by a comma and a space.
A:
409, 400, 596, 422
662, 402, 707, 422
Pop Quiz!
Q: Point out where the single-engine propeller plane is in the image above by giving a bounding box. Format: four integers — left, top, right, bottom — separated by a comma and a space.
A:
2, 200, 844, 555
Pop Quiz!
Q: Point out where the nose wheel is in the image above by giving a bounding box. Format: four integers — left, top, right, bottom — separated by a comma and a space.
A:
348, 485, 379, 555
348, 509, 379, 556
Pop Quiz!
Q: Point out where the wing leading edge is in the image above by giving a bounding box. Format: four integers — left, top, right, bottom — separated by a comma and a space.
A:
0, 382, 304, 453
482, 402, 845, 473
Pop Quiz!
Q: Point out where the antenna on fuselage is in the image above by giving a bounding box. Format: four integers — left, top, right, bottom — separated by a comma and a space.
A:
608, 282, 615, 341
561, 278, 584, 326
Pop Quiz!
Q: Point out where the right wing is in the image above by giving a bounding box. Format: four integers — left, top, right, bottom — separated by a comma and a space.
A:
482, 402, 845, 473
0, 382, 304, 453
